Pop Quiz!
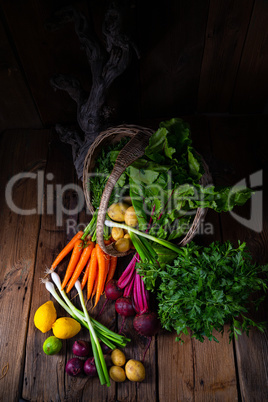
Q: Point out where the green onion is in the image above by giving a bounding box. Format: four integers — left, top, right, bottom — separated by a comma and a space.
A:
105, 220, 181, 254
75, 280, 110, 387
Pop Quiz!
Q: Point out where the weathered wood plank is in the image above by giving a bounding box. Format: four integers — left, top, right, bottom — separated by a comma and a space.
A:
0, 130, 50, 402
0, 14, 42, 132
138, 0, 209, 118
209, 116, 268, 401
231, 1, 268, 114
157, 116, 238, 401
191, 117, 238, 401
197, 0, 254, 113
22, 137, 118, 401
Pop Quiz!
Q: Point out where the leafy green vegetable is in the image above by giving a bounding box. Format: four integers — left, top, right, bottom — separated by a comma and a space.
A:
137, 241, 268, 343
126, 118, 254, 241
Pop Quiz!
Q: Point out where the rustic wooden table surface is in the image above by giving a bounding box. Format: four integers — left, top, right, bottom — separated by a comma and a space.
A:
0, 116, 267, 402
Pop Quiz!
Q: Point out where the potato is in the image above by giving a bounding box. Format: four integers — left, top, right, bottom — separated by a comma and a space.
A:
107, 203, 129, 222
124, 234, 135, 250
111, 349, 126, 367
109, 366, 126, 382
124, 206, 138, 227
125, 359, 145, 382
111, 227, 124, 241
115, 238, 130, 253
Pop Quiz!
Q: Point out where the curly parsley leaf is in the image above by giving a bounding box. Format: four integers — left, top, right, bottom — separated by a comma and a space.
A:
138, 241, 268, 343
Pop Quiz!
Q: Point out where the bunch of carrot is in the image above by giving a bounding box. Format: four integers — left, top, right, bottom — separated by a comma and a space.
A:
50, 231, 117, 307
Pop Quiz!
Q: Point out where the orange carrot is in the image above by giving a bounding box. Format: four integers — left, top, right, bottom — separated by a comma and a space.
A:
66, 242, 94, 293
94, 244, 106, 306
81, 260, 90, 290
103, 253, 111, 288
106, 256, 117, 284
104, 238, 112, 245
51, 231, 83, 270
91, 266, 99, 298
61, 239, 83, 290
87, 248, 98, 300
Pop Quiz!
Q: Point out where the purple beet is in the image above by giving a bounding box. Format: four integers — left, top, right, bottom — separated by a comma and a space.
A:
115, 297, 136, 317
133, 312, 160, 337
105, 280, 124, 300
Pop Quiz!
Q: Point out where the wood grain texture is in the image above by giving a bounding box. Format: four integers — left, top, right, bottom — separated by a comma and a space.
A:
0, 130, 50, 402
197, 0, 254, 113
232, 0, 268, 114
0, 15, 42, 132
209, 116, 268, 402
137, 0, 209, 118
158, 116, 238, 402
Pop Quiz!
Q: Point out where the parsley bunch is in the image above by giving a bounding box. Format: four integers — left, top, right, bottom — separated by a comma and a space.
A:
138, 241, 268, 343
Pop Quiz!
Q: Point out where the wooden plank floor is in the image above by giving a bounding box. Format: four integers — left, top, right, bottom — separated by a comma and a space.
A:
0, 116, 267, 402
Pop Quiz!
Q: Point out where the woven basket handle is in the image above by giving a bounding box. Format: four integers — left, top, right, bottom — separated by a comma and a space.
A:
96, 130, 152, 256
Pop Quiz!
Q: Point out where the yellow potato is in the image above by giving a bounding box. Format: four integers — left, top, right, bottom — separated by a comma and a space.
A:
111, 227, 124, 241
108, 203, 129, 222
125, 359, 145, 382
124, 234, 135, 250
124, 206, 138, 227
115, 238, 130, 253
111, 349, 126, 367
109, 366, 126, 382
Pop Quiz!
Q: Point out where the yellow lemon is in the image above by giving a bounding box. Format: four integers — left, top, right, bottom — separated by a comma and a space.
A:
52, 317, 81, 339
34, 301, 57, 333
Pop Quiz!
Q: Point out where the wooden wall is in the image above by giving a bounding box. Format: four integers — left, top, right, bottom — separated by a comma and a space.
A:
0, 0, 268, 133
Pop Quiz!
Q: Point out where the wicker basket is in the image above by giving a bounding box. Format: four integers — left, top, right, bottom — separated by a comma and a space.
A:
83, 124, 212, 257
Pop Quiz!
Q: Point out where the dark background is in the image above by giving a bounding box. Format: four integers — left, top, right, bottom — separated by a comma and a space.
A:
0, 0, 268, 134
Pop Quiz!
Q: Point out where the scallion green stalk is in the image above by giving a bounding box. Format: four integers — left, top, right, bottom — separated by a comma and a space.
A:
75, 281, 110, 387
105, 220, 181, 254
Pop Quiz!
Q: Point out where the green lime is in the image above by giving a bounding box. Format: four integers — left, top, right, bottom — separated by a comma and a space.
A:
43, 336, 62, 355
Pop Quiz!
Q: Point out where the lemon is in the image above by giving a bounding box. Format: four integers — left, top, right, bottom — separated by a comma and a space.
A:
34, 301, 57, 333
52, 317, 81, 339
43, 336, 62, 355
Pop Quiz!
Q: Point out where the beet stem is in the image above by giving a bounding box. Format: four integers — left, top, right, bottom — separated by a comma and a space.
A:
118, 254, 137, 288
123, 275, 135, 298
96, 298, 109, 318
136, 272, 144, 314
133, 272, 139, 312
142, 337, 152, 362
140, 276, 149, 314
118, 316, 126, 335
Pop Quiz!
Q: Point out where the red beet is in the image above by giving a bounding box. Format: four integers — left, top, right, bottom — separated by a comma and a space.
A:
72, 340, 91, 357
84, 358, 97, 377
115, 297, 136, 317
65, 357, 84, 377
105, 280, 124, 300
133, 312, 160, 337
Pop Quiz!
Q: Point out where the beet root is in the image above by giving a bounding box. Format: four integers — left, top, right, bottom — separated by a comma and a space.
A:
105, 280, 124, 300
115, 297, 136, 317
133, 312, 160, 337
